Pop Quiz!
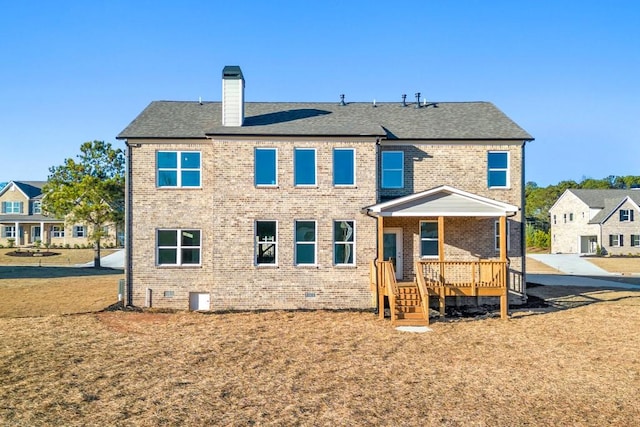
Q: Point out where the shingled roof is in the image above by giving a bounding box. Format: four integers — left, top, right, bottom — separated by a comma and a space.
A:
117, 101, 533, 141
563, 189, 640, 224
0, 181, 46, 200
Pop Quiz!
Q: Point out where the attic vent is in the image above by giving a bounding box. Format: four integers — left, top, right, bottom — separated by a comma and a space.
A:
402, 94, 407, 107
415, 92, 421, 108
339, 94, 346, 106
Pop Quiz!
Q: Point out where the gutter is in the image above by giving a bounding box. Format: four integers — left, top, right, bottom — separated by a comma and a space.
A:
124, 140, 134, 306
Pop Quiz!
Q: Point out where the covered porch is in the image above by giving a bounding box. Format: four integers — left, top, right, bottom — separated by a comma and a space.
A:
364, 186, 519, 325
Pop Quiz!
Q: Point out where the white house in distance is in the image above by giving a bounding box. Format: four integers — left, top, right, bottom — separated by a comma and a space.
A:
549, 189, 640, 255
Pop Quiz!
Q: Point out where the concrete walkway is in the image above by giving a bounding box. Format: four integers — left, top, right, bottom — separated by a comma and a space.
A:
528, 253, 610, 275
77, 249, 124, 269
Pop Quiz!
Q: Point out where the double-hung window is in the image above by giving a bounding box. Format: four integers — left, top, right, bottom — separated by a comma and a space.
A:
295, 221, 316, 265
334, 220, 355, 265
33, 201, 42, 214
255, 148, 277, 186
620, 209, 634, 222
256, 221, 277, 265
609, 234, 623, 247
157, 229, 201, 266
157, 151, 201, 188
488, 151, 509, 188
294, 148, 316, 186
420, 221, 439, 258
333, 148, 355, 186
495, 220, 511, 251
2, 226, 16, 238
1, 201, 23, 213
631, 235, 640, 247
52, 226, 64, 238
73, 226, 85, 238
381, 151, 404, 188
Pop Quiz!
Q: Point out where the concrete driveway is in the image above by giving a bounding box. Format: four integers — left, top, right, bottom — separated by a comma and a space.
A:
77, 249, 124, 269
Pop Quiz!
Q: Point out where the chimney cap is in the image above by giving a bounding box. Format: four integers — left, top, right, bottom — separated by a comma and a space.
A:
222, 65, 244, 80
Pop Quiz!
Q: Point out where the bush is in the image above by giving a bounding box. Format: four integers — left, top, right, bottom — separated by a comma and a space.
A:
34, 239, 42, 249
64, 243, 71, 249
7, 238, 15, 248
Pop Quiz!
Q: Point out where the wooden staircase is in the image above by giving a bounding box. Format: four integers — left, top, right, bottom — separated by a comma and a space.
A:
392, 283, 429, 326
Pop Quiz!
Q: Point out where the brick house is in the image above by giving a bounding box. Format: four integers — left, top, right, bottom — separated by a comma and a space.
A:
549, 189, 640, 255
117, 66, 533, 321
0, 180, 120, 248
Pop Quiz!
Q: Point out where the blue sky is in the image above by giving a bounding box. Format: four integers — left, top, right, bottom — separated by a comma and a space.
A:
1, 0, 638, 187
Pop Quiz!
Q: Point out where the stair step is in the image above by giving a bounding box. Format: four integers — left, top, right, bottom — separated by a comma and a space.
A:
396, 312, 426, 320
394, 318, 429, 326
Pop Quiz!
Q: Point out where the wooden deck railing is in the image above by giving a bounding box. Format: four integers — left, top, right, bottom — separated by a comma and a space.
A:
370, 260, 399, 321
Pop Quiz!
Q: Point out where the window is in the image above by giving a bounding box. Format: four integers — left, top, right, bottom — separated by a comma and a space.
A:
563, 214, 567, 223
381, 151, 404, 188
2, 226, 16, 238
157, 229, 201, 265
334, 220, 355, 265
73, 226, 85, 238
495, 220, 511, 251
609, 234, 623, 247
569, 213, 574, 222
157, 151, 201, 188
620, 209, 635, 222
420, 221, 439, 258
631, 235, 640, 247
255, 148, 277, 186
487, 152, 509, 188
256, 221, 277, 265
295, 221, 316, 265
33, 201, 42, 214
333, 148, 355, 186
1, 201, 23, 213
294, 148, 316, 186
553, 215, 556, 225
52, 226, 64, 238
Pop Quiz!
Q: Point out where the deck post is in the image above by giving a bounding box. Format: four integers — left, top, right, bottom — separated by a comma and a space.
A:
377, 216, 384, 319
499, 215, 508, 319
438, 216, 446, 316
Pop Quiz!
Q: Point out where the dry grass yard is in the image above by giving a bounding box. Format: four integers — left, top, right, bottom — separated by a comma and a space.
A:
0, 248, 118, 266
586, 256, 640, 274
1, 257, 639, 425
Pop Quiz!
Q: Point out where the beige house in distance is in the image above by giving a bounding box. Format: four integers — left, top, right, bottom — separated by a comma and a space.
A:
117, 66, 533, 323
0, 180, 120, 248
549, 189, 640, 255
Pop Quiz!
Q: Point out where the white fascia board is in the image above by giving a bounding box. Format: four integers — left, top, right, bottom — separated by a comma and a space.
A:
378, 211, 514, 217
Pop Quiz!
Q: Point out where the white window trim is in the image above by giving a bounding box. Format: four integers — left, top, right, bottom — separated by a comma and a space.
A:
610, 234, 623, 247
52, 226, 65, 238
157, 151, 202, 188
33, 201, 42, 214
631, 235, 640, 247
620, 209, 634, 222
488, 151, 510, 189
333, 148, 356, 187
419, 220, 439, 259
255, 220, 278, 266
294, 220, 317, 266
157, 229, 202, 266
495, 220, 511, 251
73, 225, 86, 238
333, 220, 356, 266
381, 151, 404, 189
3, 226, 16, 238
255, 148, 278, 187
294, 148, 317, 187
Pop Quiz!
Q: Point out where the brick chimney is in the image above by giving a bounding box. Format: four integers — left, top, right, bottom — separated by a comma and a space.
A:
222, 65, 244, 126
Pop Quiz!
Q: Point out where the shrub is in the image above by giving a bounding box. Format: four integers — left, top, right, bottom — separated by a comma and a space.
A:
7, 238, 15, 248
64, 243, 71, 249
34, 239, 42, 249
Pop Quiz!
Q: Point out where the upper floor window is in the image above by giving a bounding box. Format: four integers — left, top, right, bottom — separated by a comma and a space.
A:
334, 220, 355, 265
157, 151, 201, 188
255, 148, 277, 186
33, 201, 42, 214
553, 215, 557, 225
73, 226, 85, 238
495, 220, 511, 251
420, 221, 439, 258
381, 151, 404, 188
609, 234, 623, 247
295, 220, 316, 265
157, 229, 201, 266
487, 152, 509, 188
255, 221, 277, 265
294, 148, 316, 186
569, 213, 574, 222
333, 148, 355, 186
1, 201, 23, 214
620, 209, 634, 222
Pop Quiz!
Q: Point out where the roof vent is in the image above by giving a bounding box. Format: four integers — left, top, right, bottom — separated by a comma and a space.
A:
415, 92, 421, 108
222, 65, 245, 126
339, 94, 346, 106
402, 94, 407, 107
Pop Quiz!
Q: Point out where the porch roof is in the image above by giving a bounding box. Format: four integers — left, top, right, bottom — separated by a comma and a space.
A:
363, 185, 519, 217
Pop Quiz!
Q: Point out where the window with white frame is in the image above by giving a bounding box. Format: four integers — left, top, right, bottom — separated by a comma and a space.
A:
255, 221, 277, 265
609, 234, 623, 247
295, 221, 316, 265
420, 221, 439, 258
569, 213, 574, 222
157, 151, 201, 188
333, 148, 355, 186
33, 201, 42, 214
381, 151, 404, 188
334, 220, 355, 265
73, 226, 85, 238
255, 148, 277, 186
1, 201, 23, 213
2, 226, 16, 238
495, 220, 511, 251
52, 226, 65, 238
631, 235, 640, 247
487, 151, 509, 188
157, 229, 201, 265
294, 148, 316, 186
619, 209, 635, 222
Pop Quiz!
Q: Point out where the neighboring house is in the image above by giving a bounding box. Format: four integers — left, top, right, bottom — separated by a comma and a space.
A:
117, 65, 533, 319
549, 189, 640, 255
0, 180, 119, 248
